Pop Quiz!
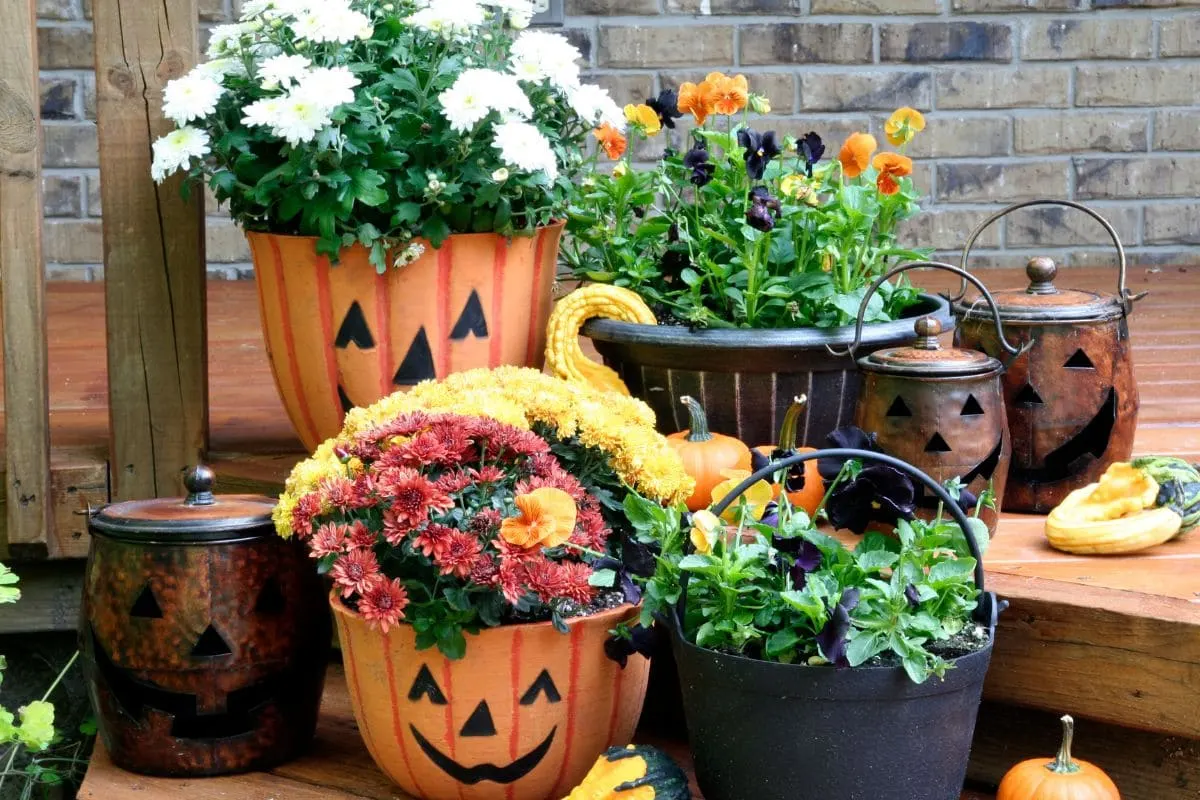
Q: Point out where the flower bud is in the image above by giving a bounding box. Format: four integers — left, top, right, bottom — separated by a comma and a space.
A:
612, 163, 629, 178
492, 167, 510, 182
749, 94, 771, 115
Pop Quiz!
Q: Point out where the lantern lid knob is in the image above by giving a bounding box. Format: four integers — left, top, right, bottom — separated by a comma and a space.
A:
914, 316, 942, 341
183, 465, 216, 506
1025, 256, 1058, 295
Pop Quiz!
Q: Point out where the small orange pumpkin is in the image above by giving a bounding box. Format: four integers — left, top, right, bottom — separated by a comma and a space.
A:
997, 714, 1120, 800
668, 396, 752, 512
753, 396, 823, 516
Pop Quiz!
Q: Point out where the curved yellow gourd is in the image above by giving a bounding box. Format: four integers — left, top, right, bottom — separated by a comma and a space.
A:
1045, 463, 1183, 554
545, 285, 656, 396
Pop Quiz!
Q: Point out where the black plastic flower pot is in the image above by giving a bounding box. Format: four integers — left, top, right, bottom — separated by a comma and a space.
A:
670, 449, 1003, 800
581, 293, 954, 446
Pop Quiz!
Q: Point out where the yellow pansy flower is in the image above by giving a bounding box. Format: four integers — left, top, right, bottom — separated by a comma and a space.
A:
885, 107, 926, 146
624, 103, 662, 136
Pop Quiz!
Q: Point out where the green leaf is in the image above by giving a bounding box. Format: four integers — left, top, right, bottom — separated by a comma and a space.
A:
588, 569, 617, 588
422, 215, 452, 247
846, 631, 888, 667
351, 169, 389, 207
16, 700, 55, 751
928, 558, 977, 585
0, 563, 19, 604
437, 630, 467, 660
764, 629, 801, 658
855, 550, 899, 572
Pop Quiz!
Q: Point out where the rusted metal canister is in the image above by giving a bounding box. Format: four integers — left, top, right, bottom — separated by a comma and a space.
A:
953, 199, 1144, 514
835, 262, 1028, 534
80, 465, 331, 777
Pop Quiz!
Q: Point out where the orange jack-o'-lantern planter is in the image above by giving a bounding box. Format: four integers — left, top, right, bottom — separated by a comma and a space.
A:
248, 224, 564, 451
332, 596, 650, 800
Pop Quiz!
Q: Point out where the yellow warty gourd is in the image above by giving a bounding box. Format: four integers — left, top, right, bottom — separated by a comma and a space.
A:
1045, 462, 1183, 554
545, 285, 656, 396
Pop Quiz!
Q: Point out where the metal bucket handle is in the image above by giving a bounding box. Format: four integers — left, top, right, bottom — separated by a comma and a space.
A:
954, 198, 1144, 314
679, 448, 1004, 629
827, 261, 1029, 362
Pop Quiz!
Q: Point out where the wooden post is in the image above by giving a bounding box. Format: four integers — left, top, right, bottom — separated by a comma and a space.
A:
94, 0, 208, 500
0, 0, 52, 558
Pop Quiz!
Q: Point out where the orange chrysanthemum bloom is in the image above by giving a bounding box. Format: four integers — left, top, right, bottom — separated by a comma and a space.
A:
838, 132, 878, 178
500, 487, 578, 550
873, 152, 914, 195
884, 107, 926, 146
593, 123, 627, 160
704, 71, 749, 116
677, 80, 714, 125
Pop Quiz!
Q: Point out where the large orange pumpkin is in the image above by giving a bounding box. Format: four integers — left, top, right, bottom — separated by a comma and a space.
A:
248, 225, 563, 451
997, 714, 1120, 800
331, 596, 650, 800
668, 396, 753, 512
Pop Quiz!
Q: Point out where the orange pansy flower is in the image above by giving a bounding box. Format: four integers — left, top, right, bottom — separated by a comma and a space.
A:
499, 487, 578, 550
678, 80, 714, 125
593, 123, 627, 160
704, 71, 749, 116
838, 132, 877, 178
873, 152, 913, 195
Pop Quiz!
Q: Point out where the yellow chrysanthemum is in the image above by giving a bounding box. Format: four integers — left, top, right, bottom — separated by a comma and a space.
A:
274, 367, 694, 536
885, 107, 926, 146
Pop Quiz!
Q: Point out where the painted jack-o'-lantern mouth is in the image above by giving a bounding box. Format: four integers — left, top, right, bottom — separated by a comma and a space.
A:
407, 663, 561, 785
1010, 387, 1117, 485
410, 724, 557, 785
89, 624, 283, 740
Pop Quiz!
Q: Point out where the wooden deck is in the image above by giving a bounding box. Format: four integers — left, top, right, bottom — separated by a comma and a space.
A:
4, 267, 1199, 797
78, 665, 997, 800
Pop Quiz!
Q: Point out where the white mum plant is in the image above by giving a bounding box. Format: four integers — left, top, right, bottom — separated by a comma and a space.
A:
151, 0, 623, 271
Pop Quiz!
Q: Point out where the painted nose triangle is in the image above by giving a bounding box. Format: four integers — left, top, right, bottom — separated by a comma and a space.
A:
1015, 383, 1045, 407
460, 700, 497, 737
924, 433, 952, 453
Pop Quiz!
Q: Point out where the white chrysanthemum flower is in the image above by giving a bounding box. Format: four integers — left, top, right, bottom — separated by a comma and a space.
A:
296, 66, 361, 110
258, 53, 311, 89
509, 30, 582, 91
481, 0, 535, 27
407, 0, 485, 41
240, 96, 285, 128
270, 93, 334, 145
206, 22, 252, 57
566, 83, 624, 130
438, 69, 531, 132
492, 120, 558, 181
194, 57, 245, 80
150, 126, 210, 182
291, 1, 373, 43
162, 69, 226, 125
239, 0, 274, 18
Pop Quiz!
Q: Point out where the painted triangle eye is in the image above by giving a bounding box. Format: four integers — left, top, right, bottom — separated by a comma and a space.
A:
408, 664, 448, 705
1064, 349, 1094, 369
519, 669, 561, 705
886, 397, 912, 417
450, 290, 488, 341
130, 584, 163, 619
960, 395, 985, 416
335, 301, 376, 349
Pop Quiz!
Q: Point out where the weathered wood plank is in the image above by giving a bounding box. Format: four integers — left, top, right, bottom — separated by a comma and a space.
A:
0, 560, 84, 633
0, 0, 51, 557
0, 449, 109, 560
968, 702, 1200, 799
94, 0, 208, 501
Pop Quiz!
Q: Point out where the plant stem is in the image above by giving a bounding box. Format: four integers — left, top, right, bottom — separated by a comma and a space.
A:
1048, 714, 1081, 774
0, 651, 79, 796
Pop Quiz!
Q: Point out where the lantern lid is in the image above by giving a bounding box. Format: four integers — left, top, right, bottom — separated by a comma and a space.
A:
88, 465, 276, 543
955, 257, 1124, 323
860, 317, 1001, 377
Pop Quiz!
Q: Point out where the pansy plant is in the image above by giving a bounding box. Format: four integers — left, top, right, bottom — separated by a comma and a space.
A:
617, 446, 993, 684
563, 74, 934, 330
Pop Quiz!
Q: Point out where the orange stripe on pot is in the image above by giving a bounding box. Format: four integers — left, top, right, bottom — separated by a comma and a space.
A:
376, 269, 392, 397
491, 239, 506, 366
505, 628, 523, 800
315, 257, 345, 425
525, 230, 547, 365
438, 242, 453, 380
441, 660, 457, 761
549, 623, 585, 798
382, 629, 424, 797
267, 236, 320, 447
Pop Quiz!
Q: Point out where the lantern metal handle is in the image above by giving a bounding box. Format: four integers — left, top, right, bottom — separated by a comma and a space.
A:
954, 199, 1145, 314
677, 448, 1004, 629
827, 261, 1030, 362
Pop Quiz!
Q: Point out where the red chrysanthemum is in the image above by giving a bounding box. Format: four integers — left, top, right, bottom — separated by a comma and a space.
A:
378, 468, 452, 539
522, 557, 570, 603
496, 537, 544, 563
433, 529, 484, 579
412, 523, 455, 558
291, 493, 323, 539
346, 520, 378, 550
357, 576, 409, 633
468, 508, 503, 535
319, 477, 357, 512
469, 553, 499, 586
557, 561, 597, 605
331, 548, 381, 597
427, 420, 474, 463
473, 465, 507, 484
518, 474, 588, 503
498, 558, 527, 604
571, 507, 611, 551
349, 474, 377, 508
309, 522, 348, 558
435, 469, 476, 494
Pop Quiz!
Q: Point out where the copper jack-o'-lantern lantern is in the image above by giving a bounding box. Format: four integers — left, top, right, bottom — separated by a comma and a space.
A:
832, 262, 1030, 533
79, 466, 332, 777
952, 200, 1145, 514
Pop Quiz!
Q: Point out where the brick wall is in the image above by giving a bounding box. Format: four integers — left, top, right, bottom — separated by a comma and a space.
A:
36, 0, 1200, 280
